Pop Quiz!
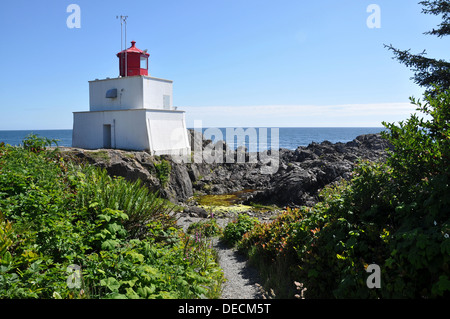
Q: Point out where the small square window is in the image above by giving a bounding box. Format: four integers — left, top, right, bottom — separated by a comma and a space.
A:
140, 57, 148, 69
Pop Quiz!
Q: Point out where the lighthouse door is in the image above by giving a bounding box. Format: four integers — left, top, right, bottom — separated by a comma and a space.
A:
103, 124, 112, 148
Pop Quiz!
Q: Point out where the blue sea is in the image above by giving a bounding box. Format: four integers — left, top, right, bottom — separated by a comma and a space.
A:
0, 128, 385, 151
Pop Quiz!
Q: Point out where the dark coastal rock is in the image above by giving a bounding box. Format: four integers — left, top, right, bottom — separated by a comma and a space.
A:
157, 159, 194, 203
60, 130, 392, 207
188, 132, 392, 207
249, 133, 393, 207
183, 206, 209, 218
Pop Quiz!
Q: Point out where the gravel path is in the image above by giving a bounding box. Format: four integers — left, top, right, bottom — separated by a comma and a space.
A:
212, 237, 265, 299
176, 215, 265, 299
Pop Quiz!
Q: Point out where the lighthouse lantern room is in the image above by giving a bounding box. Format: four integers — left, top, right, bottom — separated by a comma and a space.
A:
71, 40, 190, 155
117, 40, 150, 77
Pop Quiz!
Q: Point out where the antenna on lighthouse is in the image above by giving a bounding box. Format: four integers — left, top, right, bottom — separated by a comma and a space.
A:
116, 15, 128, 77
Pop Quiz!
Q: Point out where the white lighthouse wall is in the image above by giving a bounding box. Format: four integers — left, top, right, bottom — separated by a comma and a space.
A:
72, 109, 190, 154
72, 112, 103, 149
89, 76, 173, 112
143, 77, 173, 110
146, 110, 190, 155
72, 110, 150, 151
89, 77, 144, 111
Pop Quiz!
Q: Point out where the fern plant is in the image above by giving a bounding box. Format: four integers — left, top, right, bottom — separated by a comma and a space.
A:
71, 165, 176, 240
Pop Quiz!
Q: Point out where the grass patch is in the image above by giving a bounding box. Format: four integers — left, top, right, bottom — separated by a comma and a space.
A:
87, 150, 110, 163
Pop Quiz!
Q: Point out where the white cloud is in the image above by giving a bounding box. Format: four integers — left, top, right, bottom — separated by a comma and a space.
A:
183, 102, 417, 127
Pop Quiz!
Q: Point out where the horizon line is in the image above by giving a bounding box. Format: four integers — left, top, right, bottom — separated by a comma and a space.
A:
0, 126, 387, 132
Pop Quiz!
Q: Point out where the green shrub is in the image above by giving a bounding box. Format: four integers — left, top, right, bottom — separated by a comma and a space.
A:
154, 159, 171, 187
223, 214, 260, 246
187, 219, 223, 237
379, 86, 450, 298
80, 235, 223, 299
22, 133, 58, 153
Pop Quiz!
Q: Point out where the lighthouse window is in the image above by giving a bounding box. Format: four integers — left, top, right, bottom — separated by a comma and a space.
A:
140, 57, 148, 69
106, 88, 117, 99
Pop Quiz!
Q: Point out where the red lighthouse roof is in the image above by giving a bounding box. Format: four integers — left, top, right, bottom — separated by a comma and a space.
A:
117, 41, 150, 56
116, 41, 150, 77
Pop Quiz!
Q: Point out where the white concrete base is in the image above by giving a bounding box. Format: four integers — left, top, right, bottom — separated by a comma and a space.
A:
72, 109, 190, 155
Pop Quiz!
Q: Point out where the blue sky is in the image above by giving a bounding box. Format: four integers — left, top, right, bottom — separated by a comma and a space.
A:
0, 0, 447, 129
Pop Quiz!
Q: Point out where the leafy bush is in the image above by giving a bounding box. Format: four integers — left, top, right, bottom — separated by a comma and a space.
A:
22, 133, 58, 153
80, 235, 223, 299
379, 86, 450, 298
0, 138, 224, 299
187, 218, 223, 238
154, 159, 171, 186
239, 87, 450, 299
223, 214, 260, 246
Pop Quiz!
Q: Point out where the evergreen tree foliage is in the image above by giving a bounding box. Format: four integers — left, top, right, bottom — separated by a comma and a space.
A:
385, 1, 450, 93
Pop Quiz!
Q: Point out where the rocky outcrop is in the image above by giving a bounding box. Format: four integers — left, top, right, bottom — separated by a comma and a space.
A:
60, 147, 195, 204
249, 134, 393, 207
60, 130, 392, 208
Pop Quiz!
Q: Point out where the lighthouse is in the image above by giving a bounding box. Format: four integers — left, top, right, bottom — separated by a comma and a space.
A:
71, 41, 190, 155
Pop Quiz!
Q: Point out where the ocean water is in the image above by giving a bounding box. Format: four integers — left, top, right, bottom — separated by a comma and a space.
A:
200, 127, 385, 151
0, 127, 385, 151
0, 130, 73, 148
